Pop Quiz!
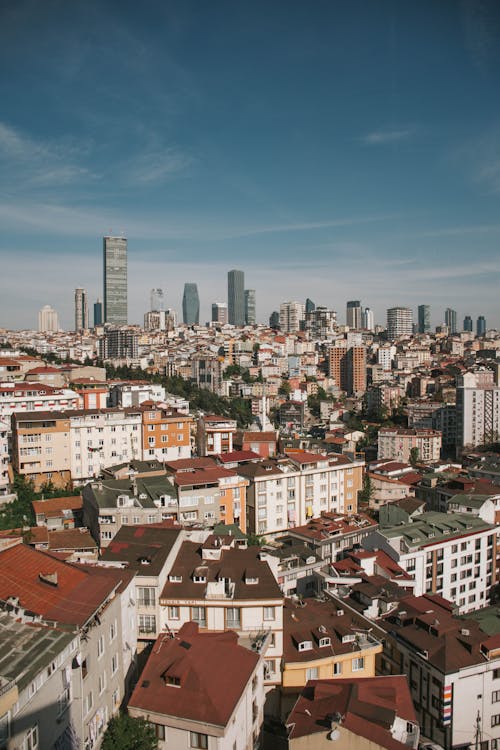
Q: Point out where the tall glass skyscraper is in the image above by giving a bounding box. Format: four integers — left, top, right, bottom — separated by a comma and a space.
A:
94, 299, 103, 327
103, 236, 127, 324
228, 269, 245, 326
418, 304, 431, 333
150, 288, 165, 311
463, 315, 473, 332
477, 315, 487, 336
445, 308, 457, 334
244, 289, 256, 325
346, 300, 362, 329
182, 283, 200, 325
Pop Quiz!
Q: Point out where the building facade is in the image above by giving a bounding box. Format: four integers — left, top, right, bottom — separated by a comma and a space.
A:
182, 283, 200, 325
103, 235, 128, 324
228, 270, 245, 326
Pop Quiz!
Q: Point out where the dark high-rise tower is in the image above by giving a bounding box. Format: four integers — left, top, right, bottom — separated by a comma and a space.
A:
103, 236, 127, 324
93, 299, 103, 327
228, 270, 245, 326
477, 316, 486, 337
305, 298, 316, 314
182, 283, 200, 325
445, 308, 457, 334
418, 305, 431, 334
463, 315, 473, 332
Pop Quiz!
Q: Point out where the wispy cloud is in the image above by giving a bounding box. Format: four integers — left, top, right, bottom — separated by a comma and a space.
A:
360, 128, 415, 146
0, 121, 93, 187
123, 146, 194, 185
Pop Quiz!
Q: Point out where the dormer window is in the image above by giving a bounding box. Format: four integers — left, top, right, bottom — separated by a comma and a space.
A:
169, 575, 182, 583
298, 640, 313, 652
245, 575, 258, 584
193, 575, 206, 583
319, 637, 331, 647
166, 675, 181, 687
342, 634, 355, 644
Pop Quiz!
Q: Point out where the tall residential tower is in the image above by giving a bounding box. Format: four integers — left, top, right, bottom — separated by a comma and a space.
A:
228, 270, 245, 326
103, 236, 127, 325
74, 288, 89, 332
182, 283, 200, 325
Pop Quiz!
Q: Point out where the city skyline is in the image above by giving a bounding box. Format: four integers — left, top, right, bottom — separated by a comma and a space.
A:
1, 2, 500, 328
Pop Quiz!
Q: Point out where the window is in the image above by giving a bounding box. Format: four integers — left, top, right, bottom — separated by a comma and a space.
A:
169, 606, 179, 620
137, 587, 156, 606
111, 654, 118, 675
97, 635, 105, 659
492, 715, 500, 728
306, 667, 318, 680
190, 732, 208, 749
298, 641, 313, 652
0, 713, 9, 745
226, 607, 241, 629
57, 686, 71, 716
99, 672, 106, 695
85, 691, 93, 715
493, 691, 500, 703
263, 606, 275, 621
138, 615, 156, 634
191, 606, 206, 627
24, 725, 38, 750
352, 657, 364, 672
333, 662, 342, 675
153, 725, 166, 740
110, 620, 117, 642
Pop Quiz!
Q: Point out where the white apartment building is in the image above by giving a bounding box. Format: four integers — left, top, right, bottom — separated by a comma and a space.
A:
108, 381, 167, 407
128, 623, 266, 750
456, 370, 500, 454
362, 512, 497, 613
279, 302, 305, 333
69, 408, 142, 482
0, 382, 80, 430
238, 452, 364, 537
378, 427, 442, 463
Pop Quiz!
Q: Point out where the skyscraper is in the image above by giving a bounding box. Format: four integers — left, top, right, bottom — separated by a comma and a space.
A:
227, 270, 245, 326
38, 305, 59, 333
269, 311, 280, 329
150, 288, 165, 312
387, 307, 413, 339
74, 288, 89, 332
463, 315, 473, 332
305, 298, 316, 314
445, 308, 457, 334
103, 236, 127, 325
212, 302, 228, 324
363, 307, 374, 331
93, 299, 103, 327
182, 283, 200, 325
346, 300, 362, 329
244, 289, 256, 325
279, 301, 305, 333
477, 315, 487, 337
418, 304, 431, 334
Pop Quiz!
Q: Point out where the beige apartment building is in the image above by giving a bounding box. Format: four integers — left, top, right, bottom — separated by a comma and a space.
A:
12, 411, 72, 489
378, 427, 442, 463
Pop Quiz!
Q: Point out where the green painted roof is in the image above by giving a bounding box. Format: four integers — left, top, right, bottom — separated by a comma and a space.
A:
379, 512, 493, 548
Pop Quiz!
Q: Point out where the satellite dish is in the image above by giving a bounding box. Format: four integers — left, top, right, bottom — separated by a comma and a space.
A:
328, 729, 340, 742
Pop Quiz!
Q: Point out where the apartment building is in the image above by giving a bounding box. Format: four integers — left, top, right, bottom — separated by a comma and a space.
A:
128, 623, 265, 750
82, 474, 177, 547
140, 404, 192, 462
32, 494, 83, 529
284, 511, 378, 564
0, 541, 137, 750
100, 525, 184, 645
328, 344, 367, 395
456, 370, 500, 454
362, 511, 498, 613
180, 466, 247, 530
0, 420, 8, 494
160, 535, 284, 686
377, 593, 500, 749
0, 381, 79, 428
197, 415, 237, 456
12, 411, 72, 490
281, 596, 383, 703
378, 427, 442, 463
238, 452, 364, 538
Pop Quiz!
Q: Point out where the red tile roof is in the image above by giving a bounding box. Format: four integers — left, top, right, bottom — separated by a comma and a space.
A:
287, 676, 416, 749
32, 496, 83, 516
128, 622, 259, 727
0, 543, 129, 626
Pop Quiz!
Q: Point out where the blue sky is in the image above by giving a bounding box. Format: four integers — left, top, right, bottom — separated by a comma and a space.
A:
1, 0, 500, 330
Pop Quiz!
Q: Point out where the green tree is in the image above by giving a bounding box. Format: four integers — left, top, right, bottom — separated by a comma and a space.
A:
358, 474, 374, 506
101, 713, 158, 750
278, 381, 291, 397
409, 447, 419, 467
246, 533, 265, 546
